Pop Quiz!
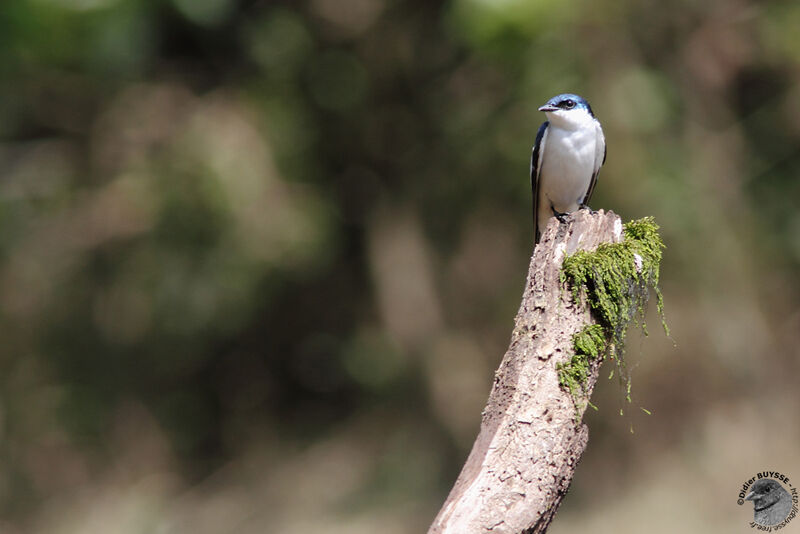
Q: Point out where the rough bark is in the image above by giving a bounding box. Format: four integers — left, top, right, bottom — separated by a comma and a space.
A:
428, 209, 623, 534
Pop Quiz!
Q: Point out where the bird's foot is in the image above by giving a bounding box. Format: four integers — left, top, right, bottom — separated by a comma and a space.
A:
551, 206, 569, 224
579, 203, 597, 214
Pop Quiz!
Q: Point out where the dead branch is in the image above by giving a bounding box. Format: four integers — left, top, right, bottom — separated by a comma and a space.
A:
428, 209, 624, 534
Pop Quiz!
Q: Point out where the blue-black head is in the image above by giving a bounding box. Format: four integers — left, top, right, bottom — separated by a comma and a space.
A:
538, 93, 594, 117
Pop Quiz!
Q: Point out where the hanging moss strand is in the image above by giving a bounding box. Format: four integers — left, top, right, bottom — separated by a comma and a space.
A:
557, 217, 667, 410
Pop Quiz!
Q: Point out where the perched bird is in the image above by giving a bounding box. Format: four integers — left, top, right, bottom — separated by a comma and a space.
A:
745, 479, 793, 526
530, 93, 606, 243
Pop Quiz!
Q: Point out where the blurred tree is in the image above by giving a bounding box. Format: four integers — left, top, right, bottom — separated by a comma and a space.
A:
0, 0, 798, 532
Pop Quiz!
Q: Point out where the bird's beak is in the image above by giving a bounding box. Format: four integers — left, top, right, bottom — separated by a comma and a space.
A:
744, 491, 755, 501
538, 104, 558, 112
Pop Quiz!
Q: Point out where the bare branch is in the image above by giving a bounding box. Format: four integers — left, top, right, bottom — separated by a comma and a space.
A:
428, 209, 624, 534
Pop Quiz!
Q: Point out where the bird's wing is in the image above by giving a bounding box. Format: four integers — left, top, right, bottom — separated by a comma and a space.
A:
582, 120, 606, 206
531, 121, 549, 244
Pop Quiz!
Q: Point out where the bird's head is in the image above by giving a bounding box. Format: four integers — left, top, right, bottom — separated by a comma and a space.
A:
745, 479, 786, 511
538, 93, 596, 129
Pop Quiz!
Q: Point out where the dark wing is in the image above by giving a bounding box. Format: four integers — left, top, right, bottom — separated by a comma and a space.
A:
531, 121, 549, 244
581, 121, 606, 207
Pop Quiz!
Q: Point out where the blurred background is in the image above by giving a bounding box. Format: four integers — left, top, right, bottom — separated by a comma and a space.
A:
0, 0, 799, 532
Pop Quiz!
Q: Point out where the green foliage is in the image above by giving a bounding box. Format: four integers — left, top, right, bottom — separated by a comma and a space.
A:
558, 218, 667, 408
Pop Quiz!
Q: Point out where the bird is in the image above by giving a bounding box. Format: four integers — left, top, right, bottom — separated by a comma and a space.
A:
745, 478, 793, 526
530, 93, 606, 244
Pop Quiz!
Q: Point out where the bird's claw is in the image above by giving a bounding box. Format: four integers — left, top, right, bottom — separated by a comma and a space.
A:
579, 204, 597, 214
551, 206, 569, 224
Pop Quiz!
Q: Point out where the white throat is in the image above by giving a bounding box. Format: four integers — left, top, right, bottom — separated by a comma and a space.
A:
545, 108, 595, 130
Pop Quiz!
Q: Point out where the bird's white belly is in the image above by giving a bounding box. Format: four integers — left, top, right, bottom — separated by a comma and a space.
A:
539, 126, 596, 213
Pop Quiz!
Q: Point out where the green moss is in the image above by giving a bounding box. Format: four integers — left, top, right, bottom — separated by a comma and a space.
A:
558, 217, 667, 409
558, 324, 606, 409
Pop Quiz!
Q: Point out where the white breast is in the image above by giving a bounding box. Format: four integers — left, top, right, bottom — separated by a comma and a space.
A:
537, 123, 598, 221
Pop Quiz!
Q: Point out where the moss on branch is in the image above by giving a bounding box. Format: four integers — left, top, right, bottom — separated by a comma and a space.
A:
558, 324, 607, 407
557, 217, 667, 409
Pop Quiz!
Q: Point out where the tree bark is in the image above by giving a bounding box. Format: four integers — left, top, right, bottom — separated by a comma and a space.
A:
428, 209, 623, 534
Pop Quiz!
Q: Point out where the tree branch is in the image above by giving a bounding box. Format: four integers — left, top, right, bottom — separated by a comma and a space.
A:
428, 209, 625, 534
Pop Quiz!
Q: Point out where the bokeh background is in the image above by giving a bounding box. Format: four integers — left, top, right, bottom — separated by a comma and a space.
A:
0, 0, 799, 532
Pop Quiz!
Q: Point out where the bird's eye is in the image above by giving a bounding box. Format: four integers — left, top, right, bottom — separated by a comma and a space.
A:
563, 100, 576, 109
764, 486, 772, 492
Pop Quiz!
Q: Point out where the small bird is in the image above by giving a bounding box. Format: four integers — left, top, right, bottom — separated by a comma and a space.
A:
745, 478, 793, 526
530, 93, 606, 243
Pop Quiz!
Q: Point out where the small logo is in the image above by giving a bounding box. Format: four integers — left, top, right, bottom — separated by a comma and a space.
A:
737, 471, 798, 530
